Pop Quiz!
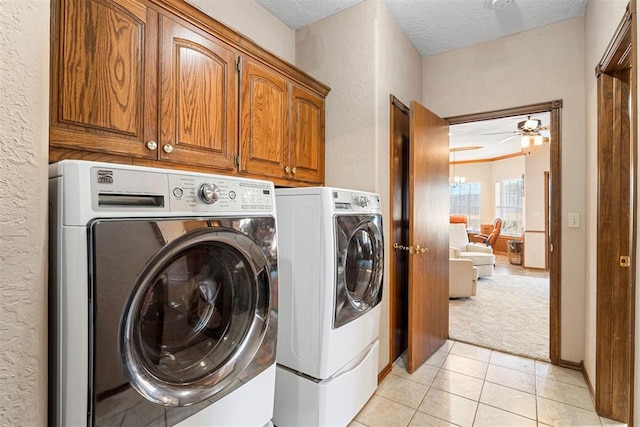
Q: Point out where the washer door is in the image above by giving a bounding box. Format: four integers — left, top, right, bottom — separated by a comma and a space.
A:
334, 215, 384, 328
121, 226, 271, 407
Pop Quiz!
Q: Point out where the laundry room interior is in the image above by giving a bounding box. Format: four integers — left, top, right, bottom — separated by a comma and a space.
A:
1, 0, 638, 426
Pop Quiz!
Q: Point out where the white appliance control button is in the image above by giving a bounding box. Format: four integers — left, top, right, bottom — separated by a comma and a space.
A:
198, 183, 221, 204
172, 187, 183, 198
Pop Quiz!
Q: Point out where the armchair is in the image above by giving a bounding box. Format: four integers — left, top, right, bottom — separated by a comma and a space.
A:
449, 223, 495, 277
472, 217, 502, 247
449, 247, 478, 298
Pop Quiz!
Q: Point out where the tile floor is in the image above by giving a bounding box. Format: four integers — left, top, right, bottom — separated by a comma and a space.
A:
350, 340, 626, 427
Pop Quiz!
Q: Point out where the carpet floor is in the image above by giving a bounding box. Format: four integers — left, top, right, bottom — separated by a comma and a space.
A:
449, 273, 550, 361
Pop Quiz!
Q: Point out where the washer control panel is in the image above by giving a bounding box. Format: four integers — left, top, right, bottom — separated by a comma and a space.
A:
89, 165, 274, 214
331, 189, 381, 213
168, 173, 274, 213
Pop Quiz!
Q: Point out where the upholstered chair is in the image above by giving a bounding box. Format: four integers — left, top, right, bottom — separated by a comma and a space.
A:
449, 247, 478, 298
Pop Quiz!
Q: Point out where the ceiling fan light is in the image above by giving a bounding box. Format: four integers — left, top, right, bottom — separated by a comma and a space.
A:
521, 135, 530, 148
524, 119, 540, 130
534, 135, 543, 146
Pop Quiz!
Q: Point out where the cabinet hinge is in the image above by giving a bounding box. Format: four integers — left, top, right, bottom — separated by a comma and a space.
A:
235, 57, 243, 73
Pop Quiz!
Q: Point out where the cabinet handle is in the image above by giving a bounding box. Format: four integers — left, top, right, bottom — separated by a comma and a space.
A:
163, 144, 174, 154
146, 140, 157, 150
292, 167, 297, 174
284, 166, 291, 174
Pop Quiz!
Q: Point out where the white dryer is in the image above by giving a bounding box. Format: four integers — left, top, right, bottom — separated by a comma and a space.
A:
273, 187, 384, 427
48, 160, 278, 426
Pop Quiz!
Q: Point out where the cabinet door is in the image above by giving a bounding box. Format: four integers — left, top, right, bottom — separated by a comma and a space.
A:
159, 15, 238, 171
239, 58, 289, 178
50, 0, 157, 158
289, 84, 325, 183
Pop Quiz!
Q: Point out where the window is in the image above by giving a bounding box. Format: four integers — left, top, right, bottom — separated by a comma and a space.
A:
495, 178, 524, 235
450, 182, 481, 231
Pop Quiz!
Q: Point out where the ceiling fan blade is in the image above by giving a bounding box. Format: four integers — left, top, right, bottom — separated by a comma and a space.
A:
481, 131, 514, 136
497, 135, 517, 144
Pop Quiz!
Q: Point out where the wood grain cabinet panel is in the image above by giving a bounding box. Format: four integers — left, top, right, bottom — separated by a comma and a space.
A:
290, 84, 324, 183
239, 58, 289, 177
50, 0, 157, 158
159, 15, 237, 171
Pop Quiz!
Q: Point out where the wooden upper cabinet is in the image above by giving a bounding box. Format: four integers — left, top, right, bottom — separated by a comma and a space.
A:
50, 0, 329, 184
290, 84, 325, 183
239, 57, 289, 178
50, 0, 158, 158
159, 15, 238, 171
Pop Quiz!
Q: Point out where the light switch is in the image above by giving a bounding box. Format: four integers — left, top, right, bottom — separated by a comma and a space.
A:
568, 212, 580, 228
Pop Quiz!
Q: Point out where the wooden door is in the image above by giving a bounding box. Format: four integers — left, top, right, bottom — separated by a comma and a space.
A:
406, 101, 450, 372
596, 70, 633, 422
239, 57, 289, 178
159, 14, 238, 171
594, 9, 635, 422
289, 84, 325, 183
50, 0, 158, 158
389, 97, 410, 364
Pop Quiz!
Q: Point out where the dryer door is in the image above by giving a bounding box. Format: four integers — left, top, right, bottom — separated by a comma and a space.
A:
334, 214, 384, 328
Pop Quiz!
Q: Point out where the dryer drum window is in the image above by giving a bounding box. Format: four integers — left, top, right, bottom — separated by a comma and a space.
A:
120, 226, 271, 407
334, 215, 384, 329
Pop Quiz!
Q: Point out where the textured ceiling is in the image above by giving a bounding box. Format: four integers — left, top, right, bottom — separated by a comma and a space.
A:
254, 0, 577, 160
255, 0, 589, 57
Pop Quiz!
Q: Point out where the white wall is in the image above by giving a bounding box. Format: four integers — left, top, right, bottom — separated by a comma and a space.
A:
296, 0, 422, 370
423, 18, 586, 363
0, 1, 50, 425
582, 0, 629, 400
186, 0, 296, 63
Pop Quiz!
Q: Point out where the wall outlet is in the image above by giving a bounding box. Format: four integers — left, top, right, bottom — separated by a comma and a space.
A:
568, 212, 580, 228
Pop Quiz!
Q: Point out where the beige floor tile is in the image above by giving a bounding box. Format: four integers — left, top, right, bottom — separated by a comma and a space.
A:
391, 357, 440, 386
485, 364, 536, 394
535, 361, 588, 388
348, 420, 368, 427
536, 376, 595, 411
375, 374, 429, 409
354, 395, 415, 427
424, 348, 449, 368
441, 340, 455, 352
408, 411, 458, 427
473, 403, 537, 427
489, 351, 536, 374
479, 381, 536, 420
449, 342, 492, 362
441, 354, 488, 379
537, 396, 602, 426
600, 415, 627, 425
430, 369, 484, 401
417, 388, 478, 427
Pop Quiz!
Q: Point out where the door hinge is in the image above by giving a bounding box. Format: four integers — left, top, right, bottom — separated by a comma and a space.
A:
235, 56, 243, 73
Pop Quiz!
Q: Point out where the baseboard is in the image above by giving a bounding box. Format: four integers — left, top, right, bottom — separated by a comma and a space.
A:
580, 362, 596, 403
558, 358, 582, 371
378, 363, 392, 384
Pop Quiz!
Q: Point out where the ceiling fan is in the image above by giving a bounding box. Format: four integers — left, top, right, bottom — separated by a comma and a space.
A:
483, 116, 550, 145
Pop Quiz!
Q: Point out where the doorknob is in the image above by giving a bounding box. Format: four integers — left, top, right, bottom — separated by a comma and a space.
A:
394, 243, 429, 255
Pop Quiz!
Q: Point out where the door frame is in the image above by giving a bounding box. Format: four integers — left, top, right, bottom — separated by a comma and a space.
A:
445, 100, 563, 365
594, 4, 636, 422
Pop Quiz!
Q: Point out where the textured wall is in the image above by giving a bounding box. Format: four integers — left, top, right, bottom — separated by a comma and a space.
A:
0, 0, 50, 425
423, 18, 587, 363
582, 0, 629, 394
186, 0, 296, 63
296, 0, 423, 371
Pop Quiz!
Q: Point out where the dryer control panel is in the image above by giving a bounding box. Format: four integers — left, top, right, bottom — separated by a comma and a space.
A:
331, 189, 381, 214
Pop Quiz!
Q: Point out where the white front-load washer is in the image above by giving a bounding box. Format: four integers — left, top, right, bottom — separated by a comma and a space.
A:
273, 187, 384, 427
48, 160, 278, 426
